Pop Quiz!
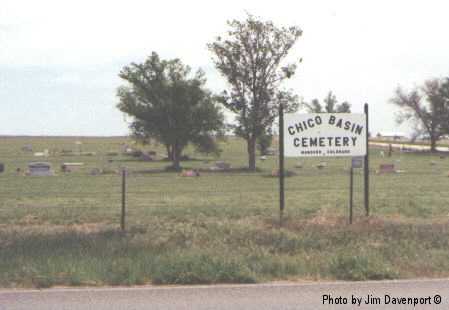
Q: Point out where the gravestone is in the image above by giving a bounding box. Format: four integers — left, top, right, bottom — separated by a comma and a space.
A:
140, 153, 153, 161
124, 147, 134, 154
80, 152, 96, 156
264, 148, 276, 156
22, 145, 33, 152
61, 163, 84, 172
316, 162, 327, 169
60, 149, 74, 156
294, 162, 303, 169
271, 169, 297, 177
211, 161, 231, 171
90, 168, 101, 176
377, 164, 395, 174
180, 170, 200, 177
351, 157, 363, 169
27, 162, 53, 176
101, 167, 118, 175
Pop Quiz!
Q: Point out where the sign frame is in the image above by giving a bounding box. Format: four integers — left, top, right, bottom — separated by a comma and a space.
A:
283, 113, 367, 158
278, 104, 370, 226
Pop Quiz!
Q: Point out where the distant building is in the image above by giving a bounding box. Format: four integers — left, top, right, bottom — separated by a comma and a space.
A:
376, 132, 407, 141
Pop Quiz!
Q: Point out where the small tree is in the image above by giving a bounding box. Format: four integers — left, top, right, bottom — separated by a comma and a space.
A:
208, 14, 301, 171
390, 78, 449, 152
117, 52, 224, 170
309, 98, 322, 113
306, 91, 351, 113
336, 101, 351, 113
323, 91, 337, 113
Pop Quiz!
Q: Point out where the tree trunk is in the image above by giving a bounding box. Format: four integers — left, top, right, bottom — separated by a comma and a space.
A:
166, 144, 174, 161
430, 136, 437, 152
172, 142, 182, 171
172, 156, 181, 171
247, 136, 257, 171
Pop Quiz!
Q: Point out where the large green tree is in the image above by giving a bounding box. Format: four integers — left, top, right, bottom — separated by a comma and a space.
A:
305, 91, 351, 113
117, 52, 224, 170
208, 14, 301, 171
391, 78, 449, 152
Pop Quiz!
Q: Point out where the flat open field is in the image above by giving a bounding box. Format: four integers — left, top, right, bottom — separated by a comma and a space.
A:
1, 136, 449, 288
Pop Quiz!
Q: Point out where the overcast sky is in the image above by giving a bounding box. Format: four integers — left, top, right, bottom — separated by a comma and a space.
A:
1, 0, 448, 136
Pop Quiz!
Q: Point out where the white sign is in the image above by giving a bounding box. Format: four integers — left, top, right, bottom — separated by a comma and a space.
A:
284, 113, 367, 157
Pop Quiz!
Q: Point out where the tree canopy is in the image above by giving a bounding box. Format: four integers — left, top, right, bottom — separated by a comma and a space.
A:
305, 91, 351, 113
390, 77, 449, 152
117, 52, 224, 169
208, 14, 302, 170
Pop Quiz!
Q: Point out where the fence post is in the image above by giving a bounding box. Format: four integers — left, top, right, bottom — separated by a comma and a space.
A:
279, 103, 285, 227
121, 168, 126, 231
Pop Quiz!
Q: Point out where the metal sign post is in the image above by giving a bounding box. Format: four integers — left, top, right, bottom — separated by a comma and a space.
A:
364, 103, 370, 216
349, 157, 363, 224
349, 165, 353, 224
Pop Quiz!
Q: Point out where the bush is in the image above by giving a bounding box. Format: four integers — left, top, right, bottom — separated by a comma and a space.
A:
152, 252, 257, 285
329, 253, 398, 281
33, 276, 54, 288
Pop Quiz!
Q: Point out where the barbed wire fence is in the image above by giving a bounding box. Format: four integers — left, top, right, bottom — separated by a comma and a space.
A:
1, 148, 448, 231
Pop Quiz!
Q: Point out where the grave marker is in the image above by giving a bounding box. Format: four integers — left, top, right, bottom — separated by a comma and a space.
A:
316, 162, 327, 169
61, 163, 84, 172
211, 161, 231, 171
352, 157, 363, 168
22, 145, 33, 152
180, 170, 200, 177
27, 162, 53, 176
377, 164, 396, 174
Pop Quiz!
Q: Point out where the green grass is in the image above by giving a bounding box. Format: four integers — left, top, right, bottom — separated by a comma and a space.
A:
0, 136, 449, 287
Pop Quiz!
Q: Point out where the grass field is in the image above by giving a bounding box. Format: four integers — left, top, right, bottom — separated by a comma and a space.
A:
1, 136, 449, 288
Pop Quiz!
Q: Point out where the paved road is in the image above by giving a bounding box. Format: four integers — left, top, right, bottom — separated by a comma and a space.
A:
1, 279, 449, 310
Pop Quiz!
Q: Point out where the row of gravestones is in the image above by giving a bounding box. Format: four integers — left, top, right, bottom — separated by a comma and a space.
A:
1, 153, 448, 176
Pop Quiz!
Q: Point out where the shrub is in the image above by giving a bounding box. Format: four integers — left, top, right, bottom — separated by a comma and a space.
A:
152, 252, 256, 285
329, 252, 398, 281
